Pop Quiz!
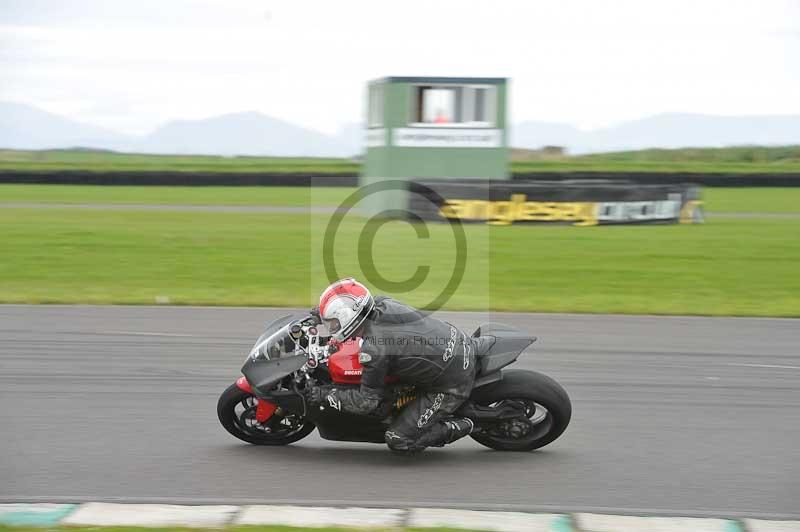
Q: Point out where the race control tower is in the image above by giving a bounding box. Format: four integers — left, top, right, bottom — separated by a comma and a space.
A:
361, 76, 509, 216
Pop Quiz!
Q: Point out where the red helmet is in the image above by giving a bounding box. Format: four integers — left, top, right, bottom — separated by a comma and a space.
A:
319, 278, 374, 342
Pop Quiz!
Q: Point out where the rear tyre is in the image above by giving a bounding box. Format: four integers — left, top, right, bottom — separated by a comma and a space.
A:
469, 369, 571, 451
217, 383, 315, 445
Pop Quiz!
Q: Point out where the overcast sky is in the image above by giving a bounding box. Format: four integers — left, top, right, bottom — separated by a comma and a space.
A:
1, 0, 798, 135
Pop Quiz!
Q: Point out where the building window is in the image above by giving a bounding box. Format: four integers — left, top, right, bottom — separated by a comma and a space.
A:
419, 87, 455, 123
411, 85, 495, 127
368, 84, 384, 127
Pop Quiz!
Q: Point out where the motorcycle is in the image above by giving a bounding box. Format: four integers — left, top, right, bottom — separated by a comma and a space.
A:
217, 313, 571, 451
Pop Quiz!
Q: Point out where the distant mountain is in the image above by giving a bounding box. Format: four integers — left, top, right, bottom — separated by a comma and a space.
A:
512, 113, 800, 154
583, 113, 800, 152
333, 122, 363, 158
137, 111, 348, 157
0, 101, 132, 151
3, 101, 800, 156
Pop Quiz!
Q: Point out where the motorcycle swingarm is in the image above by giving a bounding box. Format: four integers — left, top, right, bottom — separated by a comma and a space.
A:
458, 401, 525, 422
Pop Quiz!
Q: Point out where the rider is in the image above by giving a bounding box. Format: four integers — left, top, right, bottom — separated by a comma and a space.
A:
306, 277, 477, 454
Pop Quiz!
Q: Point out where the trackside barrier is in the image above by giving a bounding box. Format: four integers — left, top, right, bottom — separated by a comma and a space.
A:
408, 179, 704, 226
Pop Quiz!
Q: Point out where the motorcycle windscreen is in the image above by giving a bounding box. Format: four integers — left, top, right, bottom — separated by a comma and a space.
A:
250, 315, 295, 353
241, 317, 307, 394
241, 354, 307, 395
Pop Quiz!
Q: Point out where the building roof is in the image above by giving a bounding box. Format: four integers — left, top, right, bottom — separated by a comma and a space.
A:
371, 76, 507, 85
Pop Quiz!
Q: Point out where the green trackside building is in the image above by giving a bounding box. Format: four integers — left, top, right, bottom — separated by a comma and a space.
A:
361, 76, 509, 216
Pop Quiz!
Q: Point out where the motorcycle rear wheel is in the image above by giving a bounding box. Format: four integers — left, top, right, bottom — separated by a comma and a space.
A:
217, 383, 315, 445
469, 369, 571, 451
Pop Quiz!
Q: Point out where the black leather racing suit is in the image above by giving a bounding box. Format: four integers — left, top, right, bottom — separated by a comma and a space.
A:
315, 296, 477, 453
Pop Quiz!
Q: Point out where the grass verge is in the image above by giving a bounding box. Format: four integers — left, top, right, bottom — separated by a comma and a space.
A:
3, 147, 800, 174
2, 186, 800, 214
0, 185, 354, 207
0, 150, 359, 174
0, 208, 798, 316
702, 187, 800, 213
511, 159, 800, 174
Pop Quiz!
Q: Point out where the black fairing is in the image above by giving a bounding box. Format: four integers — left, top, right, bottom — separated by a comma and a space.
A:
472, 322, 536, 377
312, 408, 387, 443
272, 385, 388, 443
242, 355, 307, 395
264, 390, 305, 413
241, 314, 305, 395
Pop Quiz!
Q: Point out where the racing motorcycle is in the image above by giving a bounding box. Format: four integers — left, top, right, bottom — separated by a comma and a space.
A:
217, 313, 571, 451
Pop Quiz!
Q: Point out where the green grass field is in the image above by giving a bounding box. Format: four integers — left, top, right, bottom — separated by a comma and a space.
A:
2, 185, 800, 213
0, 149, 358, 174
3, 146, 800, 174
702, 188, 800, 213
1, 207, 797, 316
0, 184, 354, 207
511, 159, 800, 174
576, 145, 800, 164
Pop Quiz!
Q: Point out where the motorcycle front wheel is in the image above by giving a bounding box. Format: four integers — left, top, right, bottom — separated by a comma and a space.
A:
217, 384, 315, 445
469, 369, 571, 451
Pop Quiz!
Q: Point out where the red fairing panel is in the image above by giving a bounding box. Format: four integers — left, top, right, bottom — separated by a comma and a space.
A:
236, 376, 253, 393
235, 376, 277, 422
327, 338, 398, 384
328, 338, 363, 384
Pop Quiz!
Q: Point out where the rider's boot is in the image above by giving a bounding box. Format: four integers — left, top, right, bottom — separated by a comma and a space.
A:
443, 417, 474, 444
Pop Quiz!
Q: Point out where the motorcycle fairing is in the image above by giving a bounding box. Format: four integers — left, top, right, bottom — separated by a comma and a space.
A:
312, 408, 387, 443
328, 340, 363, 384
471, 322, 536, 377
261, 383, 388, 443
235, 376, 278, 422
242, 354, 307, 395
241, 314, 308, 394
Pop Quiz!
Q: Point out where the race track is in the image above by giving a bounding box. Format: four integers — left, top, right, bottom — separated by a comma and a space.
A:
1, 305, 798, 518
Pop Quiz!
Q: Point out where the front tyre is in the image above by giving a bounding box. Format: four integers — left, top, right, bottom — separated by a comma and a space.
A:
469, 369, 571, 451
217, 383, 315, 445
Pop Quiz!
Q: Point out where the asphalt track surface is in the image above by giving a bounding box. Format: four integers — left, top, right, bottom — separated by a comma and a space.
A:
1, 305, 799, 518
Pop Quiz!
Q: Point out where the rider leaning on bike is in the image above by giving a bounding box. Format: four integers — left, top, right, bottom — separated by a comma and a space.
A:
305, 277, 481, 454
